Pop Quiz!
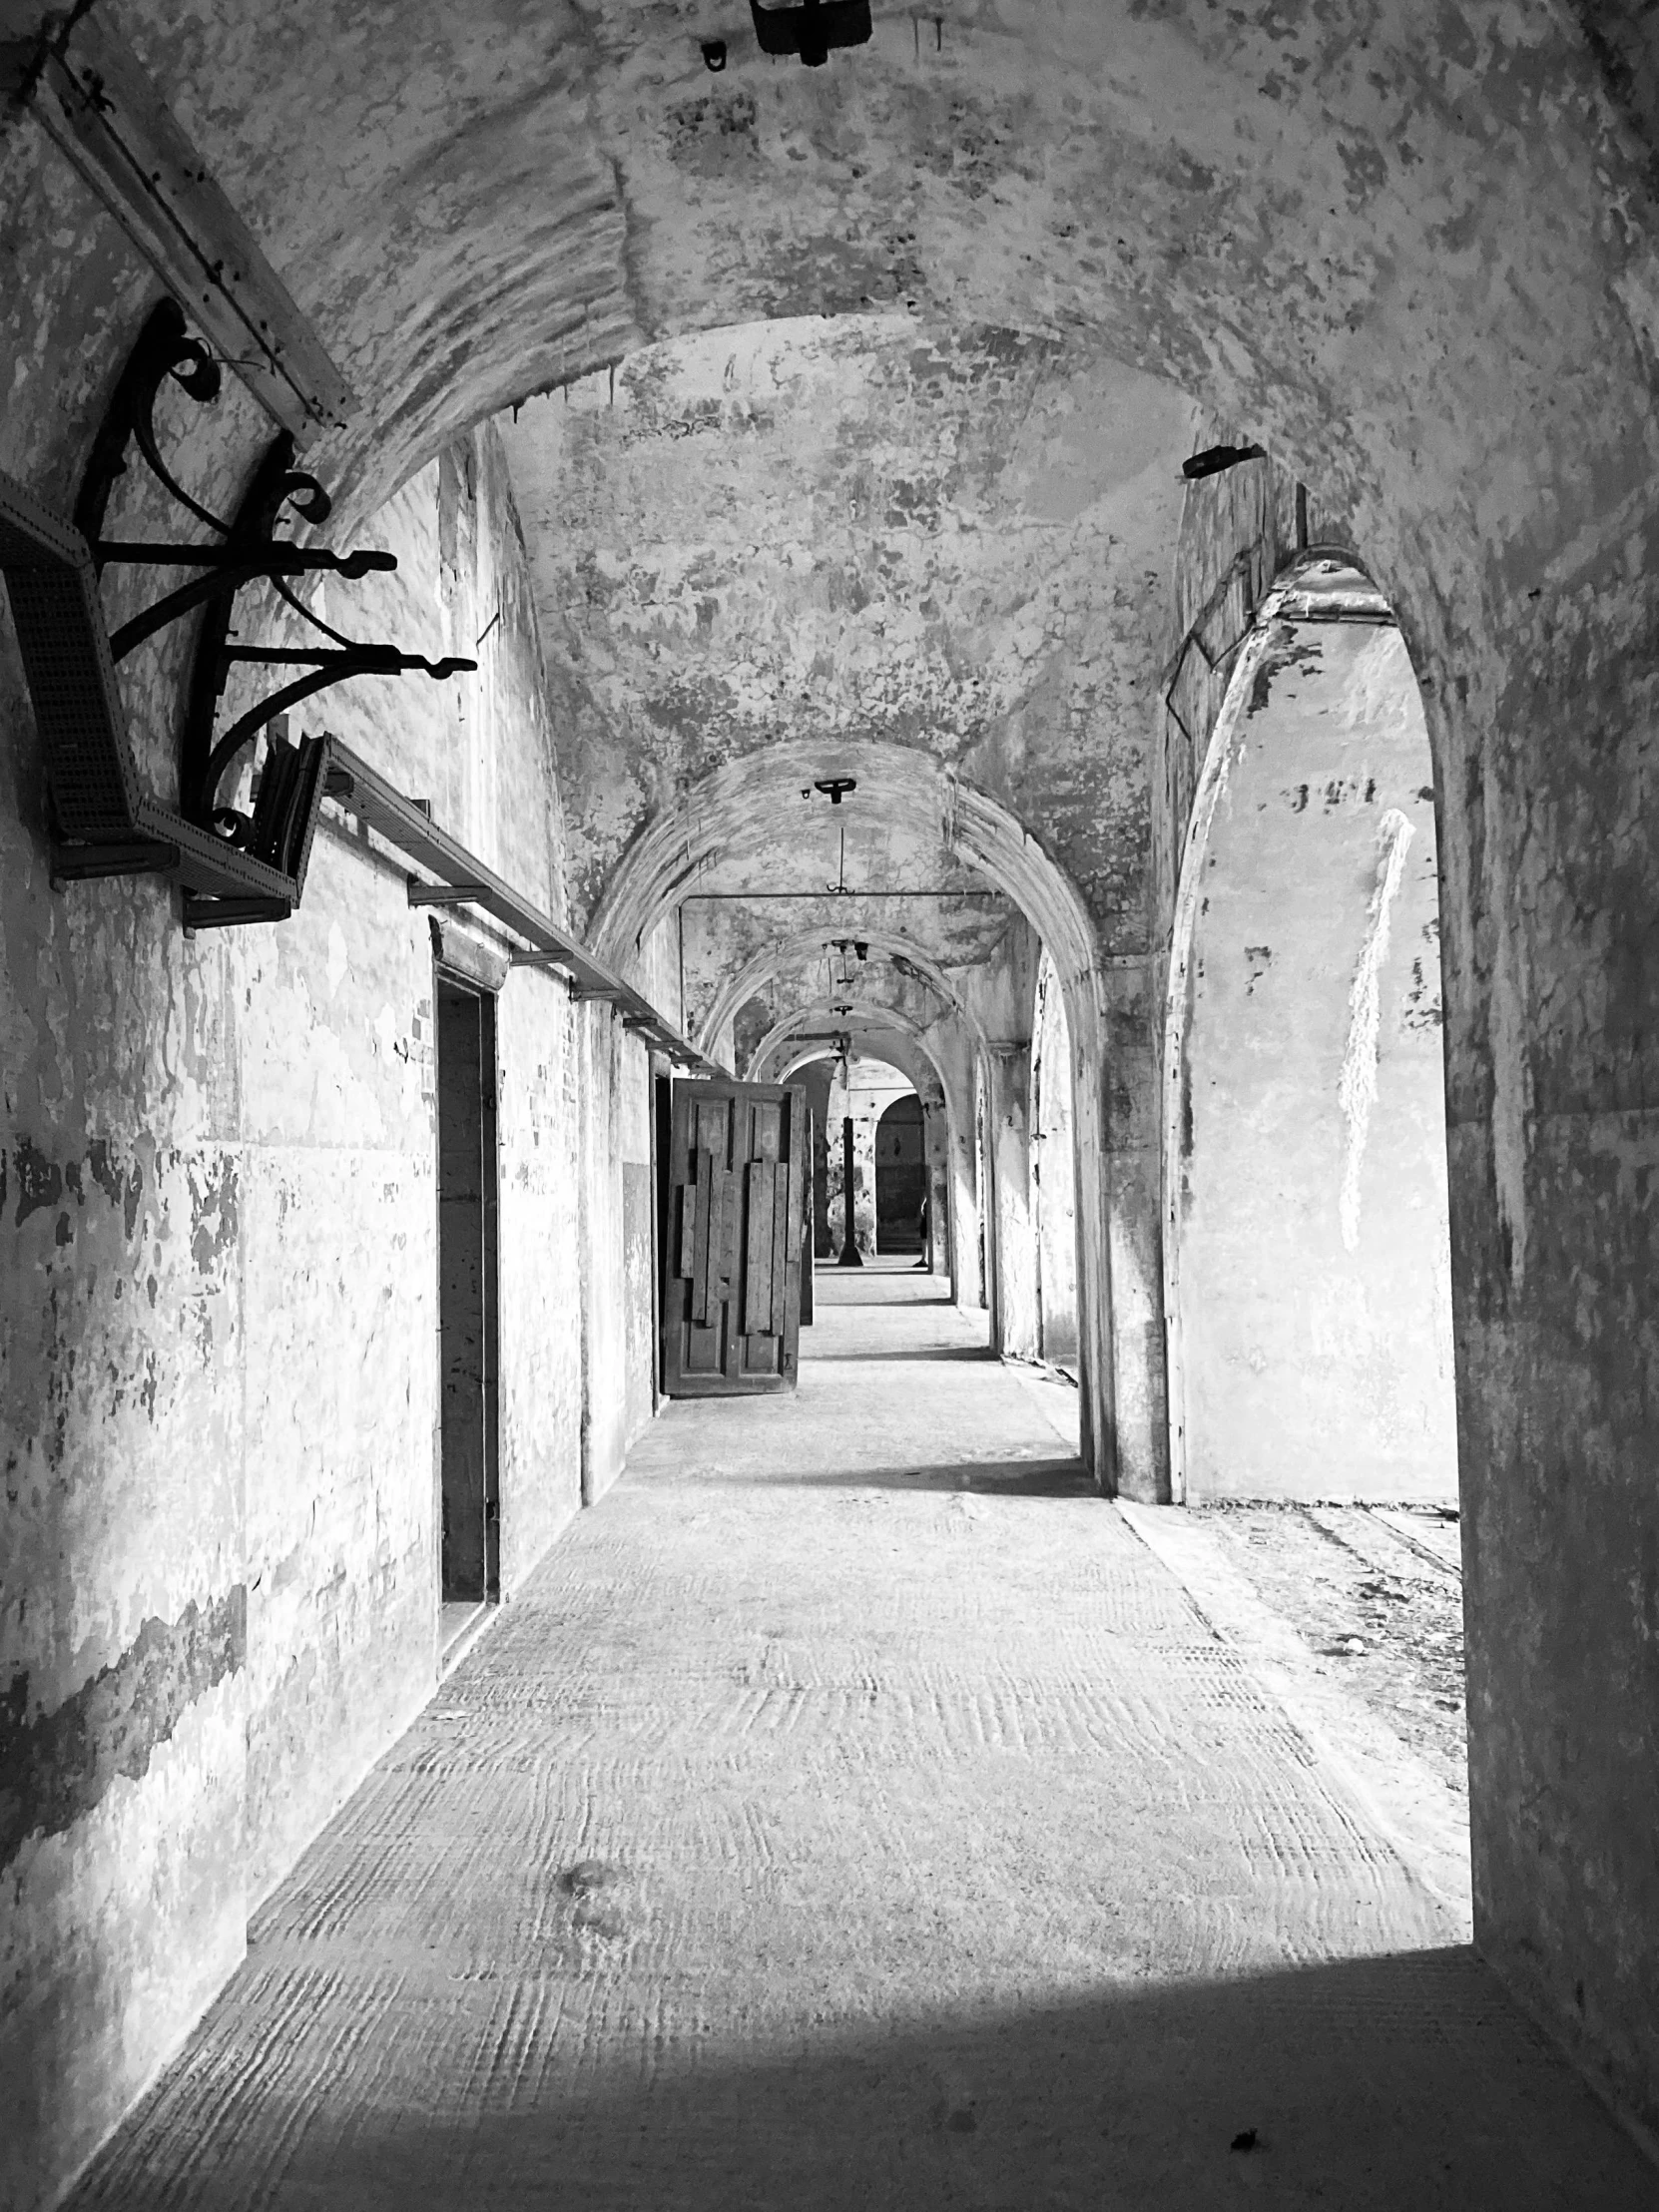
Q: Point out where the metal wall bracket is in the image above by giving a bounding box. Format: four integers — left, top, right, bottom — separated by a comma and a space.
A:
7, 9, 355, 442
78, 300, 473, 843
0, 298, 472, 928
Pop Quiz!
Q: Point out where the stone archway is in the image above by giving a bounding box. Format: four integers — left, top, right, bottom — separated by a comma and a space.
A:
591, 740, 1128, 1488
1161, 554, 1457, 1504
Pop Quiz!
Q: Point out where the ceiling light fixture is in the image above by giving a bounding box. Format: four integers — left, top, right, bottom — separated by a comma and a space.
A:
1181, 441, 1267, 481
751, 0, 870, 68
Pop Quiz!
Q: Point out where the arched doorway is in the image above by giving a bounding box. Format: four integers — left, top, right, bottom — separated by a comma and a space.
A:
1162, 555, 1456, 1503
1031, 948, 1079, 1374
873, 1093, 926, 1257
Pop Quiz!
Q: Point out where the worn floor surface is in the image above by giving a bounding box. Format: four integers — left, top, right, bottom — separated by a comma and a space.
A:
72, 1271, 1657, 2210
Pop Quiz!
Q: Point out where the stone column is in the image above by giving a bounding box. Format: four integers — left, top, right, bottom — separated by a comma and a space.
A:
988, 1042, 1040, 1361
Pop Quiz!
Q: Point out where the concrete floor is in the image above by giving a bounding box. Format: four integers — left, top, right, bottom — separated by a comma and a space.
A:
70, 1270, 1657, 2209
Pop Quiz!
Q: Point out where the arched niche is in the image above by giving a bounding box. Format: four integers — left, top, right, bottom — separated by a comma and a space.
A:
1162, 555, 1456, 1502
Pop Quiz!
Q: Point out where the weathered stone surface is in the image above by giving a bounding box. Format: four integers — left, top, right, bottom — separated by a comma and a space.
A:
2, 0, 1658, 2194
0, 413, 648, 2203
1172, 604, 1456, 1502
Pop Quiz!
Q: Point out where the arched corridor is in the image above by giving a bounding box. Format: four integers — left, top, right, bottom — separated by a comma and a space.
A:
57, 1267, 1654, 2210
4, 3, 1659, 2204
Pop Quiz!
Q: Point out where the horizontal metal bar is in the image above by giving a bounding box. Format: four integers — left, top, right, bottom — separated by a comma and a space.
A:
1282, 604, 1395, 626
23, 15, 355, 442
182, 894, 292, 930
227, 646, 469, 673
52, 837, 178, 882
407, 883, 491, 908
326, 739, 719, 1073
94, 543, 395, 574
680, 888, 1008, 901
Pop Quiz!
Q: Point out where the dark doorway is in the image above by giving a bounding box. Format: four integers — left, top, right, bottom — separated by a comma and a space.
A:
435, 973, 499, 1649
874, 1093, 926, 1256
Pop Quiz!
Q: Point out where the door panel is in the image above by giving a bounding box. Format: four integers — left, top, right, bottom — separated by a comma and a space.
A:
801, 1109, 815, 1328
435, 973, 499, 1603
662, 1079, 806, 1396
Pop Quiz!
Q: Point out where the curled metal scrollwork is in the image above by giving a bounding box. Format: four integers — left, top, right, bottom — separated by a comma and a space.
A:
73, 296, 475, 844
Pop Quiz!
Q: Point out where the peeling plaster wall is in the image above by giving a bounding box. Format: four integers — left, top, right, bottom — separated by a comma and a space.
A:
1, 425, 628, 2206
1174, 619, 1455, 1501
1155, 448, 1301, 1019
495, 321, 1187, 950
1, 787, 251, 2204
1, 0, 1658, 2160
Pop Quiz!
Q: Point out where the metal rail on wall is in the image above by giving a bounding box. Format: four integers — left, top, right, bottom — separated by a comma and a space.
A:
323, 741, 720, 1075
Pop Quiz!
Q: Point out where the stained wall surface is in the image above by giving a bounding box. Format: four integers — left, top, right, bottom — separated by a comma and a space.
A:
2, 0, 1659, 2190
1173, 616, 1456, 1502
0, 425, 654, 2209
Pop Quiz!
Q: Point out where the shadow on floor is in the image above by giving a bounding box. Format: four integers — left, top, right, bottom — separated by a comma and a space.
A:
803, 1345, 997, 1363
720, 1456, 1091, 1496
75, 1949, 1659, 2211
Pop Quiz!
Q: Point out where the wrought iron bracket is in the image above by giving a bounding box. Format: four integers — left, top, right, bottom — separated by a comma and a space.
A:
76, 299, 474, 849
0, 298, 475, 927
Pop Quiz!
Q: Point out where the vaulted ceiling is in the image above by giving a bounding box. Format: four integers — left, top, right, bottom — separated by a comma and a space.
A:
495, 317, 1194, 946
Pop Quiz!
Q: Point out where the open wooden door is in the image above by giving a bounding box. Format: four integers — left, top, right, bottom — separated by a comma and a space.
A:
662, 1078, 806, 1396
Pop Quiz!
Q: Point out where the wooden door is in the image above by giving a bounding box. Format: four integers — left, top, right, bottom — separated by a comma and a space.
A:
662, 1079, 806, 1396
801, 1106, 815, 1329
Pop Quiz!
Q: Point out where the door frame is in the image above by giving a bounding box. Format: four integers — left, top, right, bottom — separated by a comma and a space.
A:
432, 962, 501, 1626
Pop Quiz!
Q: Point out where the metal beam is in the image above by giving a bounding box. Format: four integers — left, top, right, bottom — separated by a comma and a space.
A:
325, 740, 721, 1075
9, 11, 353, 443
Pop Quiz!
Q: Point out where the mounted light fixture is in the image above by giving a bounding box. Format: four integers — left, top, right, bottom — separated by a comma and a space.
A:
701, 38, 728, 69
814, 776, 857, 804
751, 0, 871, 68
1181, 442, 1267, 481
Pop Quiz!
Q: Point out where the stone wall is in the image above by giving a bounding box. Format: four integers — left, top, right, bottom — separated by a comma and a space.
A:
0, 427, 652, 2208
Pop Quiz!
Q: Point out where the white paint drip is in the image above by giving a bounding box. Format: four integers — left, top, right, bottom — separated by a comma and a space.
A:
1339, 809, 1415, 1252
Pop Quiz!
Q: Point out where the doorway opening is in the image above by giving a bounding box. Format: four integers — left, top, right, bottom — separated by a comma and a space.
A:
873, 1092, 926, 1256
1160, 550, 1466, 1872
973, 1056, 992, 1315
435, 971, 500, 1662
1031, 945, 1079, 1376
1163, 553, 1456, 1505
